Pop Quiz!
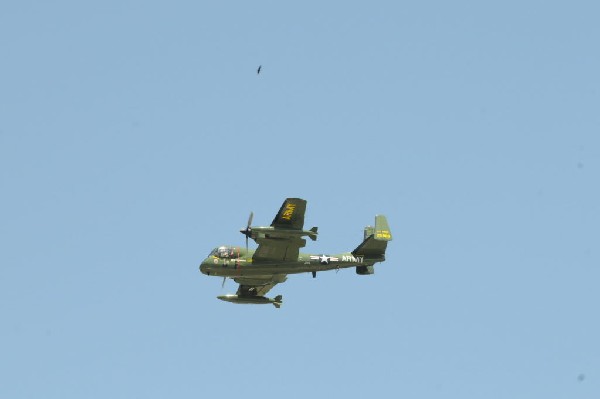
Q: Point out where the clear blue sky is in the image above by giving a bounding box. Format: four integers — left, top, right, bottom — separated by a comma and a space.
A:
1, 1, 598, 398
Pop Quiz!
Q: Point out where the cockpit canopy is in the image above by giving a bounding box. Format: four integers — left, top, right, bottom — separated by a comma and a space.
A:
209, 246, 236, 258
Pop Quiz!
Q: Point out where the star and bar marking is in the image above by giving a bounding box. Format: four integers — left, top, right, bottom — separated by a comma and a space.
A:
310, 255, 339, 265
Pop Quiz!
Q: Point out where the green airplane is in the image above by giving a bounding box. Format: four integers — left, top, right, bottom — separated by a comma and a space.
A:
199, 198, 392, 308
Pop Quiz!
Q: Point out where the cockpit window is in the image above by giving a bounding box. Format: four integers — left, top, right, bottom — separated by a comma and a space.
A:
210, 246, 235, 258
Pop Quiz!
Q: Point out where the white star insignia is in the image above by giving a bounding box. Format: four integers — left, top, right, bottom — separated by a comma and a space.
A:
319, 255, 330, 264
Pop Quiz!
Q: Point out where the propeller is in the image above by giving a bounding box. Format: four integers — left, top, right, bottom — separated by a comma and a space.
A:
240, 211, 254, 251
221, 276, 227, 289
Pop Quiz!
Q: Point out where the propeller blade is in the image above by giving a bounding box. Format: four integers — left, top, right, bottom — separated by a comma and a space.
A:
247, 211, 254, 229
221, 277, 226, 288
240, 211, 254, 238
240, 211, 254, 252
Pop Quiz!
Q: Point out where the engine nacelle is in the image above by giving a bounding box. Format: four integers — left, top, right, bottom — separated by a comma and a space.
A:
356, 265, 374, 275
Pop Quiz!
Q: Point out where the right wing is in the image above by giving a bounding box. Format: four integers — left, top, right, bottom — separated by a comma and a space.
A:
253, 198, 308, 262
252, 236, 306, 262
270, 197, 307, 230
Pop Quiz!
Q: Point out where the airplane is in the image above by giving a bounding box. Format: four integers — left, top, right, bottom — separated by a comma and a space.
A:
199, 198, 392, 308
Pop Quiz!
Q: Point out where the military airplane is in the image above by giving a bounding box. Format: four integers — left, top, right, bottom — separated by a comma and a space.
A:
199, 198, 392, 308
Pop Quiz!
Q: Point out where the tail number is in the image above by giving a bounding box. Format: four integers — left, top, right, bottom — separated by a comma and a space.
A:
376, 230, 391, 239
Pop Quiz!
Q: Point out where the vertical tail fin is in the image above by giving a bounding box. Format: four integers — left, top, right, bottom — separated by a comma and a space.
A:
352, 215, 392, 260
373, 215, 392, 241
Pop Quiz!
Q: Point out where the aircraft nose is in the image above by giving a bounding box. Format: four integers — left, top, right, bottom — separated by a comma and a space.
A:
199, 261, 210, 275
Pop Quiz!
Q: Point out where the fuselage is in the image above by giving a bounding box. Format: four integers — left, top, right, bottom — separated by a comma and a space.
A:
199, 246, 371, 278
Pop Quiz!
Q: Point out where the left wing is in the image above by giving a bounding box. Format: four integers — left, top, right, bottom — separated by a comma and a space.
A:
253, 198, 308, 262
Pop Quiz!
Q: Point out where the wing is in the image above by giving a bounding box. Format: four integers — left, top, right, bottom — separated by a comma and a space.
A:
234, 275, 286, 297
253, 236, 306, 262
271, 197, 306, 230
253, 198, 308, 262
